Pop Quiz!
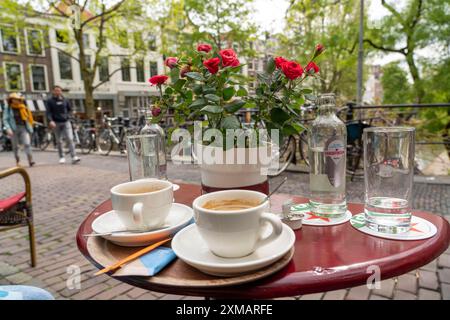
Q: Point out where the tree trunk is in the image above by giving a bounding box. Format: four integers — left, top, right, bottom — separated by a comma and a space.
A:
84, 86, 95, 120
405, 53, 424, 104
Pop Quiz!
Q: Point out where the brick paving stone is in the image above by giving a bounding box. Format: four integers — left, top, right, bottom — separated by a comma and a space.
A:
92, 283, 133, 300
396, 274, 418, 293
5, 272, 32, 284
345, 285, 371, 300
322, 290, 347, 300
158, 294, 187, 300
71, 283, 109, 300
438, 268, 450, 284
438, 254, 450, 268
369, 294, 389, 300
0, 262, 20, 276
418, 289, 441, 300
371, 279, 395, 298
299, 293, 324, 300
136, 292, 159, 300
441, 283, 450, 300
127, 287, 149, 299
393, 290, 417, 300
418, 270, 439, 290
420, 260, 438, 272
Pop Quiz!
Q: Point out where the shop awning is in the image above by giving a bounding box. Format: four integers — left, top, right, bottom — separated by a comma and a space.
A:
26, 100, 36, 112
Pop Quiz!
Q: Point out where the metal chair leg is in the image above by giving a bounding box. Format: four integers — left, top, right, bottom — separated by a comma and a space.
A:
28, 221, 37, 267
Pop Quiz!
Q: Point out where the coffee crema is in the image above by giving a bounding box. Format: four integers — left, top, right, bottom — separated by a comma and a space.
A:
202, 199, 260, 211
119, 185, 164, 195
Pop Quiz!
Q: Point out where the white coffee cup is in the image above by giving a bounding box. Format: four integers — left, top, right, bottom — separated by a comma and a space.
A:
110, 179, 173, 230
192, 190, 283, 258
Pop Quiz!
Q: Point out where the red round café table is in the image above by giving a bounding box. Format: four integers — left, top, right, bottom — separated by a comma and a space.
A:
77, 183, 450, 299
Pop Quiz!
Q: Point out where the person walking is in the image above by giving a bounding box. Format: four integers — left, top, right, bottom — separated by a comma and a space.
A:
2, 93, 35, 167
45, 85, 80, 164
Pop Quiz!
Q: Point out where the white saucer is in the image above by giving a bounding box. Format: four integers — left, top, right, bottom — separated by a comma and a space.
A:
91, 203, 194, 247
172, 223, 295, 277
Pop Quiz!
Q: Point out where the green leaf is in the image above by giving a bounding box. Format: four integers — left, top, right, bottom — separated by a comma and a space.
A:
204, 94, 221, 103
224, 99, 246, 113
270, 108, 290, 125
173, 79, 187, 91
265, 57, 276, 74
165, 87, 174, 95
200, 105, 223, 114
203, 87, 216, 94
237, 86, 248, 97
222, 87, 235, 101
292, 122, 305, 133
170, 68, 179, 83
301, 88, 313, 94
220, 115, 241, 129
185, 72, 204, 81
282, 124, 298, 136
193, 84, 203, 95
189, 99, 207, 109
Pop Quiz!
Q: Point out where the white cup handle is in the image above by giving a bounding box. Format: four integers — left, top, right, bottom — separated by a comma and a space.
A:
257, 212, 283, 248
132, 202, 144, 228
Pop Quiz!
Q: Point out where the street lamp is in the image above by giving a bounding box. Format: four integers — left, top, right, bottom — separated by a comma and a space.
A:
357, 0, 364, 119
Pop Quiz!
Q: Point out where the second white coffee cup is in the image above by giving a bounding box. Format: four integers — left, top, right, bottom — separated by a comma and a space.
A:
192, 190, 283, 258
110, 179, 173, 230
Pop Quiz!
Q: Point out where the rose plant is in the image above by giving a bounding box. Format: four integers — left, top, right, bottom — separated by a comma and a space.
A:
148, 43, 325, 145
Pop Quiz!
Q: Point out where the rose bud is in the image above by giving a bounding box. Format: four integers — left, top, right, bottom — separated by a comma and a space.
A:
152, 107, 161, 117
165, 57, 178, 69
197, 43, 212, 53
180, 65, 191, 78
305, 62, 320, 75
203, 57, 220, 74
148, 75, 169, 86
274, 56, 288, 69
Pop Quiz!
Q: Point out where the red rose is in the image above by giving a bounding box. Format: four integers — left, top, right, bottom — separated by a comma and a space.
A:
305, 62, 320, 74
148, 75, 168, 86
180, 65, 191, 78
165, 57, 178, 69
281, 60, 303, 80
203, 57, 220, 74
274, 56, 288, 69
152, 107, 161, 117
219, 49, 240, 67
197, 43, 212, 53
316, 44, 324, 54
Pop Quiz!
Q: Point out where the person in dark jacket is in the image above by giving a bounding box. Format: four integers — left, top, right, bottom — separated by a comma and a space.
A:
46, 86, 80, 164
2, 93, 35, 167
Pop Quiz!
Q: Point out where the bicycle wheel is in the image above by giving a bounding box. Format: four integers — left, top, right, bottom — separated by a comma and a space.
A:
97, 130, 113, 156
39, 131, 52, 150
299, 130, 310, 167
80, 131, 93, 154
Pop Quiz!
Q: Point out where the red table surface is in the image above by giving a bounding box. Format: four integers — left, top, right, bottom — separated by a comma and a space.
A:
77, 183, 450, 299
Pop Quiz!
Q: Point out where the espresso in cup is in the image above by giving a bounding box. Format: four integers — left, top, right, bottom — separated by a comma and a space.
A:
111, 179, 173, 230
193, 190, 282, 258
202, 199, 260, 211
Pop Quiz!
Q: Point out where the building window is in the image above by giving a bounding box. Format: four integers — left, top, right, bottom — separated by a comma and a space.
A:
4, 63, 24, 91
0, 26, 19, 53
82, 33, 90, 48
149, 61, 158, 77
121, 58, 131, 81
248, 60, 254, 70
136, 59, 145, 82
30, 65, 47, 91
134, 32, 144, 50
118, 30, 128, 48
148, 34, 157, 51
26, 29, 44, 55
55, 29, 69, 43
98, 56, 109, 82
80, 54, 91, 80
58, 51, 73, 80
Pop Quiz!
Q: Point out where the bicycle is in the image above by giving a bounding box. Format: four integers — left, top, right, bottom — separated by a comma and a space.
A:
97, 115, 132, 156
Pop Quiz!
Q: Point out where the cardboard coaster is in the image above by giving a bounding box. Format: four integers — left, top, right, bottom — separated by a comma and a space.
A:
350, 213, 437, 240
290, 204, 352, 226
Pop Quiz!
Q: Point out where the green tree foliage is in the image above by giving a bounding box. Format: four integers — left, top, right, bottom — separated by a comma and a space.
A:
381, 62, 412, 104
280, 0, 366, 103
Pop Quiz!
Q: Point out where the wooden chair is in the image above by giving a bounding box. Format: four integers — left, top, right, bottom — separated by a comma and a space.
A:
0, 167, 36, 267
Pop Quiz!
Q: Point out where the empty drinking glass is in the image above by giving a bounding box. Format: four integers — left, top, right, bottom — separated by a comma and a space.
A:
363, 127, 415, 234
126, 134, 167, 181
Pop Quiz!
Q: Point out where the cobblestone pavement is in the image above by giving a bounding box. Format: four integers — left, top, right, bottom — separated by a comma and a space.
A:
0, 150, 449, 300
